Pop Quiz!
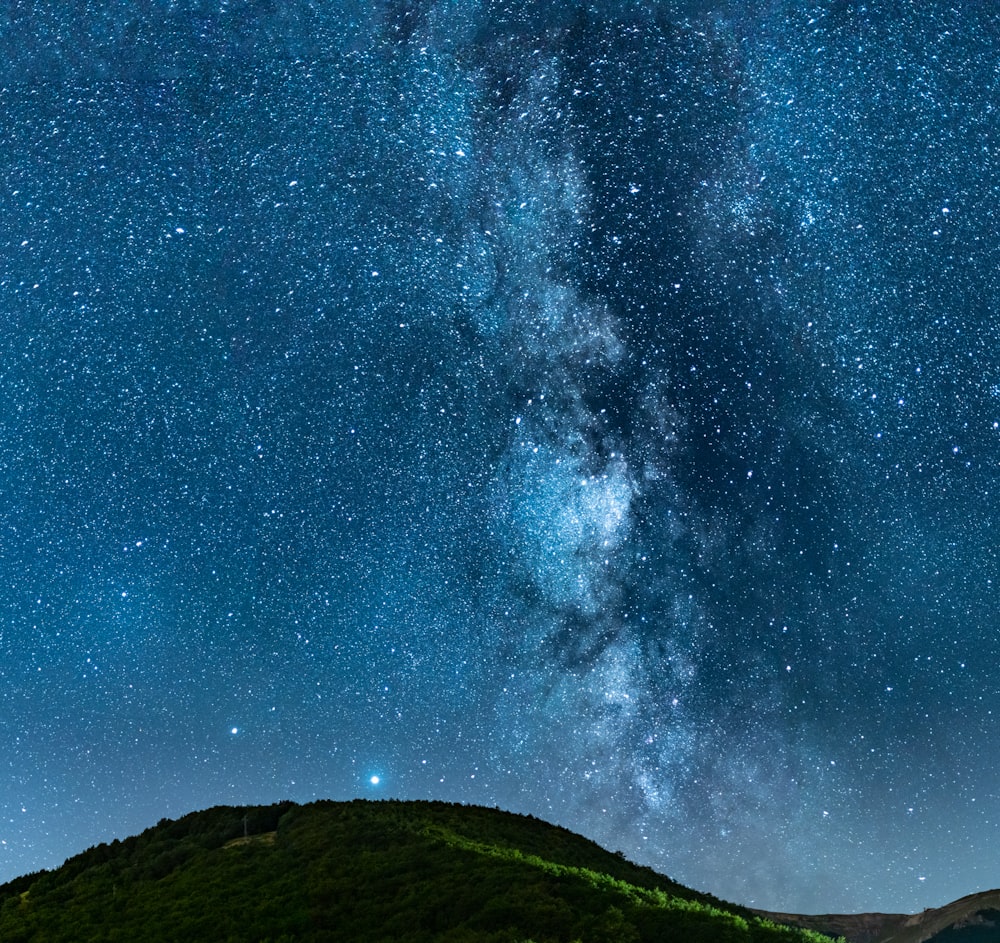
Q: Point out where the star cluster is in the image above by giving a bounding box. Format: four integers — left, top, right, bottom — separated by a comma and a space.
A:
2, 0, 999, 915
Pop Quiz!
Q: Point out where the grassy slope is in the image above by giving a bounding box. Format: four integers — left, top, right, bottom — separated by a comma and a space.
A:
0, 799, 843, 943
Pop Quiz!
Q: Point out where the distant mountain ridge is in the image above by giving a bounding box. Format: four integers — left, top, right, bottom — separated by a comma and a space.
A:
0, 798, 840, 943
759, 891, 1000, 943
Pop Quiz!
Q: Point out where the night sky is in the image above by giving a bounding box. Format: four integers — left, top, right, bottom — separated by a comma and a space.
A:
2, 0, 999, 916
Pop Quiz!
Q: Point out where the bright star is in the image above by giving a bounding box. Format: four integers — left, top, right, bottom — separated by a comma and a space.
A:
369, 775, 380, 785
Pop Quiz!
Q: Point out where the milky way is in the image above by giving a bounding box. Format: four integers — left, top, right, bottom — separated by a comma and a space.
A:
2, 1, 1000, 914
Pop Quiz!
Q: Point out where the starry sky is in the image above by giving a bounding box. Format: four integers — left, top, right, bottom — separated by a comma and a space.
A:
2, 0, 999, 916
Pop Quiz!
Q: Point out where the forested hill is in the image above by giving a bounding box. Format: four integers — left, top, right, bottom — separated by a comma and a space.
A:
0, 799, 840, 942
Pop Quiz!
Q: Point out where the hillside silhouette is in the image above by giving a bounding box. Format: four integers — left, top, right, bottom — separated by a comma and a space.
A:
0, 798, 842, 943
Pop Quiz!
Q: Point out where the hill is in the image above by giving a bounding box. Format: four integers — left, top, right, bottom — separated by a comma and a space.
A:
0, 798, 842, 943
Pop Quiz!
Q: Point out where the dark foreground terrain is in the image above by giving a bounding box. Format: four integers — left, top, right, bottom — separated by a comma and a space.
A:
0, 798, 840, 943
